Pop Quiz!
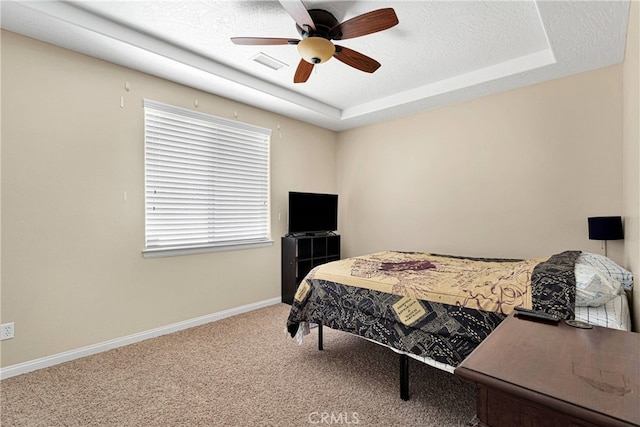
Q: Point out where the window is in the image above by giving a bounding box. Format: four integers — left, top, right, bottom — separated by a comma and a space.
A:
143, 100, 271, 258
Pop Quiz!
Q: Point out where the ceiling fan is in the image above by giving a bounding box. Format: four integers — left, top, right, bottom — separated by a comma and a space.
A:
231, 0, 399, 83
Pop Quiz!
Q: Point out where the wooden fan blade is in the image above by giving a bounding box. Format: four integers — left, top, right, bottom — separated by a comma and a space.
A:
231, 37, 299, 45
279, 0, 316, 32
333, 45, 381, 73
329, 8, 398, 40
294, 59, 314, 83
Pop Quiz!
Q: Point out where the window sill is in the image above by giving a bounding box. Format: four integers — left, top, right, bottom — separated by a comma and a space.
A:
142, 240, 274, 259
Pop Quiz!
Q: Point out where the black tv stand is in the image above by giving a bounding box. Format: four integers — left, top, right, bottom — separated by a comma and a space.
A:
281, 233, 340, 304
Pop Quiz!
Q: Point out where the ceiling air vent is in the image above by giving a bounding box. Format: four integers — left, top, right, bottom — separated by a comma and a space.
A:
251, 52, 288, 71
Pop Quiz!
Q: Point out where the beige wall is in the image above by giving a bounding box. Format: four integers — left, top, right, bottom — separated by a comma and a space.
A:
0, 31, 337, 367
623, 0, 640, 329
337, 66, 624, 264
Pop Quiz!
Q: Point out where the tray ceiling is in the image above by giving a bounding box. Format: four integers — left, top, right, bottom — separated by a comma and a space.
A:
0, 0, 630, 131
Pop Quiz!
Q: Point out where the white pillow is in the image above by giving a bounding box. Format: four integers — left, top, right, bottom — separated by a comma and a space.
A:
577, 252, 634, 291
575, 263, 623, 307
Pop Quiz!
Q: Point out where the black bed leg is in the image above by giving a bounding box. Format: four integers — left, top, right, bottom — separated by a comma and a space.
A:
318, 323, 323, 351
400, 354, 409, 401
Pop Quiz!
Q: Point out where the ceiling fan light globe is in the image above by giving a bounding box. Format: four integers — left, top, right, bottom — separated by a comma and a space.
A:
297, 37, 335, 64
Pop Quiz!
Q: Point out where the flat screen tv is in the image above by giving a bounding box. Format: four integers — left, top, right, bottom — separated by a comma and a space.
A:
288, 192, 338, 235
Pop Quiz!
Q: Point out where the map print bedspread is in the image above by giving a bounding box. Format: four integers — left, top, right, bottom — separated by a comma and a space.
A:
287, 250, 580, 367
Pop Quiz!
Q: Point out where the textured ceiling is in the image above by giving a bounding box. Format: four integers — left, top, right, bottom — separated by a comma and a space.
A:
0, 0, 631, 131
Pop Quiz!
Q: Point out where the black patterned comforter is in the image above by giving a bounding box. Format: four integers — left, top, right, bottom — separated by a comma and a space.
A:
287, 250, 580, 367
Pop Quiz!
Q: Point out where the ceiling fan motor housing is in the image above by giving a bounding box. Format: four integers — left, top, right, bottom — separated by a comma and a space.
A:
296, 9, 340, 38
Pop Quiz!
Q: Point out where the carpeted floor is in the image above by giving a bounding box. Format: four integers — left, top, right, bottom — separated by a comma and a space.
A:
1, 303, 477, 426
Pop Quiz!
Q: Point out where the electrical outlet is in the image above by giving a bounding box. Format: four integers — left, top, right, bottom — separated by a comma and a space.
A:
1, 323, 15, 340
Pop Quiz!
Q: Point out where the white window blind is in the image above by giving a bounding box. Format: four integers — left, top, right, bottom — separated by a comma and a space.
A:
143, 99, 271, 256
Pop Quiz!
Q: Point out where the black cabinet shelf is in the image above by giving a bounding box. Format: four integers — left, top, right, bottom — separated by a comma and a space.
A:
281, 234, 340, 305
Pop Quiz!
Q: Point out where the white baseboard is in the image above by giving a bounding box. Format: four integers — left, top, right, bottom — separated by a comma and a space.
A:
0, 297, 281, 380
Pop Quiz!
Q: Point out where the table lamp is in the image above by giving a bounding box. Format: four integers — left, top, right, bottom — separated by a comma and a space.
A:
588, 216, 623, 256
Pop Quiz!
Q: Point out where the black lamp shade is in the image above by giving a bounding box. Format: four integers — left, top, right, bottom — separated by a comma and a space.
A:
588, 216, 623, 240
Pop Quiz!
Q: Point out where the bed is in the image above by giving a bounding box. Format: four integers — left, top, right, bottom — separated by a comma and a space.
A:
286, 250, 633, 399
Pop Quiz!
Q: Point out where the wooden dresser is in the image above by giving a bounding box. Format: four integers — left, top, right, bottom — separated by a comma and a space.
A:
455, 314, 640, 427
